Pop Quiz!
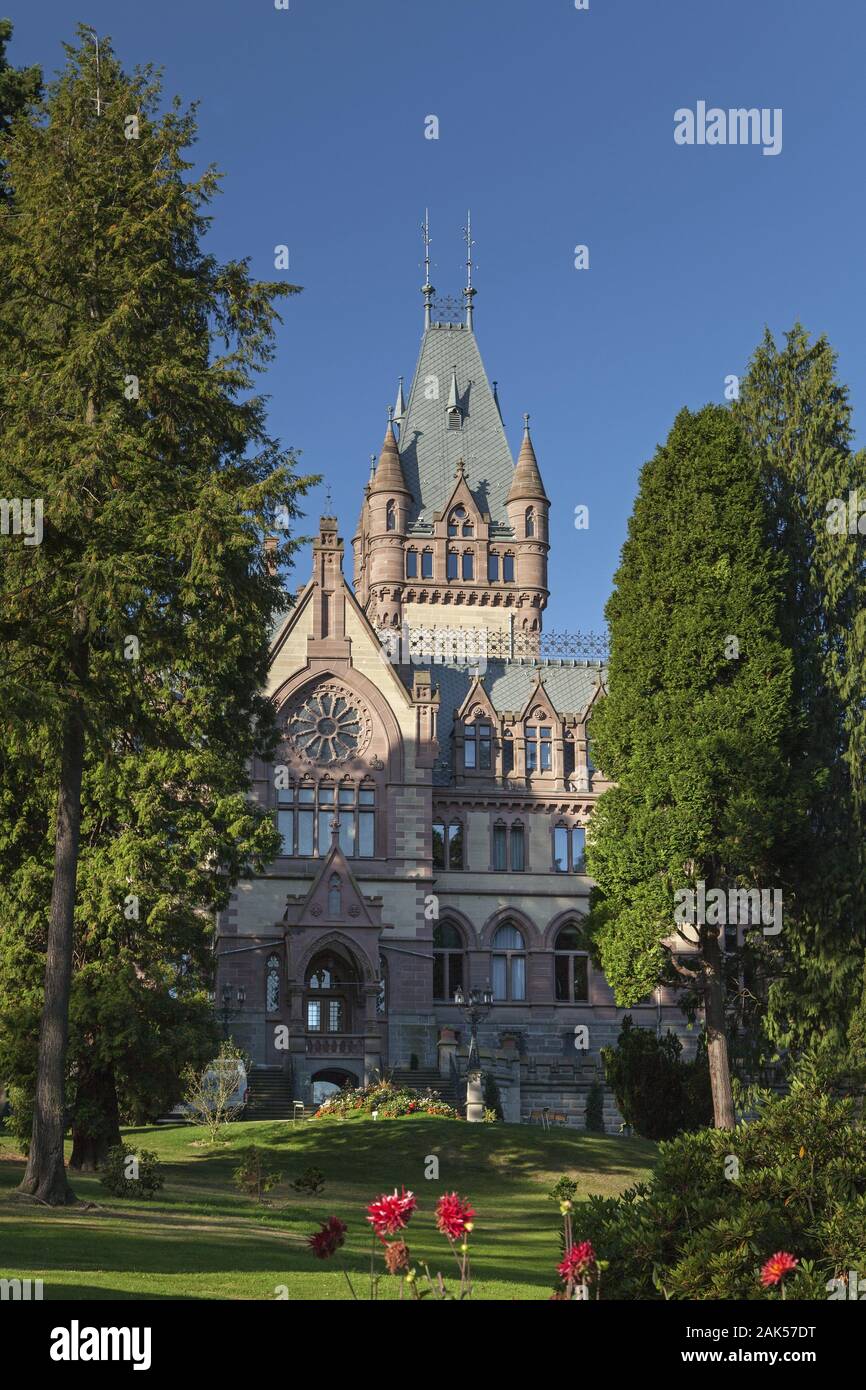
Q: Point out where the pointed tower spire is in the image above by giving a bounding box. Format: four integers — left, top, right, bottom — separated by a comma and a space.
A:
370, 408, 410, 495
507, 413, 549, 503
421, 208, 434, 329
463, 209, 477, 330
446, 365, 459, 412
393, 375, 406, 430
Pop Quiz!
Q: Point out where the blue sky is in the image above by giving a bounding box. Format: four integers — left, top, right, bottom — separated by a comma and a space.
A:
6, 1, 865, 631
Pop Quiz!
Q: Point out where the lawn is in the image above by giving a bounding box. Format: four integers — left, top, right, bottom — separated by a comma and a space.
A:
0, 1117, 656, 1300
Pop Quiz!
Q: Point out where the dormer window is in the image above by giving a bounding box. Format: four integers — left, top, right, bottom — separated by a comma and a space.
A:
447, 409, 462, 430
464, 721, 492, 770
462, 520, 474, 537
448, 506, 466, 537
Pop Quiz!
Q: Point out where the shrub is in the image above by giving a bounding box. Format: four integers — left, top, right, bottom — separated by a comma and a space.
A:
566, 1070, 866, 1300
292, 1165, 325, 1195
482, 1072, 503, 1120
601, 1015, 712, 1140
233, 1145, 282, 1203
100, 1144, 164, 1199
584, 1081, 605, 1133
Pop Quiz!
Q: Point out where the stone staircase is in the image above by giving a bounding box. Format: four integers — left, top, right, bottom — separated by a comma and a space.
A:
245, 1066, 303, 1121
388, 1067, 461, 1111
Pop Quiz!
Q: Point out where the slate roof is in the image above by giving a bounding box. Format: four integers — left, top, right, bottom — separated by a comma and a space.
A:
397, 323, 516, 534
396, 658, 607, 785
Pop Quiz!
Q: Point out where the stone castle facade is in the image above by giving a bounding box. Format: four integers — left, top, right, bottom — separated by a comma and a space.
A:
214, 276, 691, 1123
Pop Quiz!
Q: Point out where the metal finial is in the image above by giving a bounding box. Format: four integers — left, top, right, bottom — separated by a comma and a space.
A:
462, 210, 477, 328
387, 403, 394, 425
523, 412, 531, 432
421, 209, 434, 328
325, 481, 333, 510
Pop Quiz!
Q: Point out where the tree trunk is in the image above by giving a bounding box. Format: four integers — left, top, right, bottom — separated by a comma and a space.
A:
702, 927, 736, 1130
19, 666, 86, 1204
69, 1065, 122, 1171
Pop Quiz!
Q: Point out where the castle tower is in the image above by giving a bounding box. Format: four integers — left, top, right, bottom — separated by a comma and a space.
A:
352, 217, 550, 658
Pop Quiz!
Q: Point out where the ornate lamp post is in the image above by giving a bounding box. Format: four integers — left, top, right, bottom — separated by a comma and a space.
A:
220, 983, 246, 1040
453, 985, 494, 1122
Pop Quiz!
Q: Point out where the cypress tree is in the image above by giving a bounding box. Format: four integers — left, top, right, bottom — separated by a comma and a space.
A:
586, 405, 797, 1129
736, 327, 866, 1053
0, 30, 313, 1202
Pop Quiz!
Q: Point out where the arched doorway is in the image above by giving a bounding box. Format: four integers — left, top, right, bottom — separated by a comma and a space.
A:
311, 1067, 358, 1106
304, 947, 362, 1035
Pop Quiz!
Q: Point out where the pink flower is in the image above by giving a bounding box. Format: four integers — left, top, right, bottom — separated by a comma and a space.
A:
760, 1251, 798, 1288
558, 1240, 596, 1282
366, 1187, 417, 1237
307, 1216, 347, 1259
436, 1192, 476, 1241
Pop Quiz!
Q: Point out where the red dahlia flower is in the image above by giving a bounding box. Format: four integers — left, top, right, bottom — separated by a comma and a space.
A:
435, 1192, 476, 1241
760, 1251, 798, 1287
366, 1187, 417, 1236
307, 1216, 347, 1260
558, 1240, 596, 1282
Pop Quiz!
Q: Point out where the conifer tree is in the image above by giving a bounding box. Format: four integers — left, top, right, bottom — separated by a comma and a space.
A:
736, 327, 866, 1053
586, 405, 797, 1129
0, 19, 41, 202
0, 30, 312, 1202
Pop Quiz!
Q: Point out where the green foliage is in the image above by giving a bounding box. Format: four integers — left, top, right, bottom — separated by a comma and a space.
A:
737, 326, 866, 1054
602, 1017, 713, 1141
570, 1071, 866, 1299
233, 1145, 282, 1204
291, 1165, 325, 1196
182, 1041, 249, 1143
0, 19, 41, 202
100, 1144, 164, 1199
548, 1175, 579, 1206
0, 29, 315, 1170
584, 1080, 605, 1134
482, 1071, 503, 1120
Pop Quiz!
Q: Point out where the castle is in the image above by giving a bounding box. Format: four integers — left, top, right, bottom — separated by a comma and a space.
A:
214, 235, 689, 1123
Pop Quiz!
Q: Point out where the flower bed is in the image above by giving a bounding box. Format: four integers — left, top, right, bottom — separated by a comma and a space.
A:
313, 1079, 460, 1121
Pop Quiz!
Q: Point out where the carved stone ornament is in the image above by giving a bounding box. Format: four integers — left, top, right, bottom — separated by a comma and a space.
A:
285, 681, 373, 766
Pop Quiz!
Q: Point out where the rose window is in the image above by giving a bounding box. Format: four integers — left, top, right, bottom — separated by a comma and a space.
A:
287, 686, 370, 765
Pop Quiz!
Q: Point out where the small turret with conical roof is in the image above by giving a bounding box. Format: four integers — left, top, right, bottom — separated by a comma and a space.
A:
366, 409, 412, 628
506, 414, 550, 631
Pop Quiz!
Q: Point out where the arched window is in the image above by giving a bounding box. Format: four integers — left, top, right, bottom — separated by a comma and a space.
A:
328, 873, 342, 917
305, 951, 357, 1033
433, 922, 465, 1001
406, 549, 418, 579
491, 923, 526, 1001
563, 729, 576, 780
266, 954, 280, 1014
462, 520, 474, 538
525, 507, 535, 537
448, 506, 466, 537
502, 728, 514, 775
386, 499, 396, 531
555, 924, 589, 1002
461, 551, 474, 580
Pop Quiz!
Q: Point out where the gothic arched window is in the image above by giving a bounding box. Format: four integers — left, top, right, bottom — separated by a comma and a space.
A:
448, 506, 466, 537
266, 954, 280, 1014
491, 923, 526, 1001
433, 922, 465, 1001
554, 923, 589, 1002
525, 507, 535, 537
386, 499, 396, 531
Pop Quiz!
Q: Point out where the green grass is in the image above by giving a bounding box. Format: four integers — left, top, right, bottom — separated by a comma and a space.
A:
0, 1117, 656, 1300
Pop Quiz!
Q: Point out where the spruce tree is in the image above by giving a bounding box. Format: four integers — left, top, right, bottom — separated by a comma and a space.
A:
0, 30, 313, 1202
586, 405, 797, 1129
0, 19, 41, 202
736, 327, 866, 1053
